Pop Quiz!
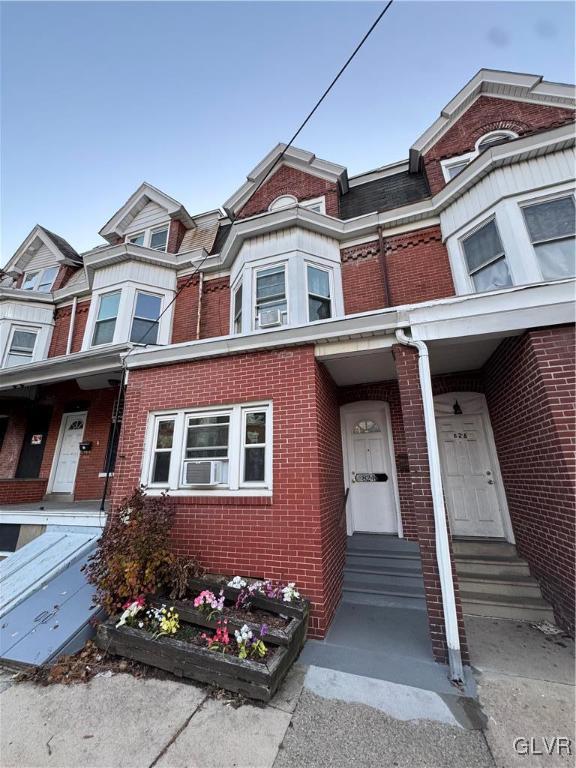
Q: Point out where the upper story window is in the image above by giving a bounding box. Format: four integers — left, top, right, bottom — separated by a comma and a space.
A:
92, 291, 121, 346
22, 266, 59, 292
441, 130, 518, 182
268, 195, 326, 214
461, 219, 512, 292
269, 195, 297, 211
307, 265, 332, 321
145, 403, 272, 492
4, 327, 38, 367
255, 265, 288, 328
126, 225, 169, 252
521, 196, 576, 281
130, 291, 162, 345
233, 284, 243, 334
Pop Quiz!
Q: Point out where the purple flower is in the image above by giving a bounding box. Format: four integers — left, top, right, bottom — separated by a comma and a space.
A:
260, 623, 269, 638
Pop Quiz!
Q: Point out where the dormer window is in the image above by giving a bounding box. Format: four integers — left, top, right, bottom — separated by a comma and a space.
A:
269, 195, 298, 211
22, 266, 59, 292
477, 130, 517, 153
268, 195, 326, 214
441, 130, 518, 183
126, 225, 169, 252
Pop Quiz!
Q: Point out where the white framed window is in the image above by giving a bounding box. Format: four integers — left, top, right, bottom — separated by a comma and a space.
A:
521, 195, 576, 281
461, 218, 512, 292
268, 195, 298, 211
255, 264, 288, 328
441, 131, 518, 183
22, 265, 59, 292
233, 283, 243, 334
144, 403, 272, 493
130, 291, 162, 345
4, 326, 38, 367
126, 225, 169, 252
307, 264, 332, 321
92, 291, 121, 346
300, 196, 326, 214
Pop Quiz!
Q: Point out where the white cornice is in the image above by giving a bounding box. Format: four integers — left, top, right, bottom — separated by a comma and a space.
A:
223, 144, 349, 216
0, 287, 55, 306
409, 69, 575, 171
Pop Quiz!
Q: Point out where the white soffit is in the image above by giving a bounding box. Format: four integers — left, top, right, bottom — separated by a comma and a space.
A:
409, 69, 576, 171
99, 182, 194, 243
223, 143, 349, 216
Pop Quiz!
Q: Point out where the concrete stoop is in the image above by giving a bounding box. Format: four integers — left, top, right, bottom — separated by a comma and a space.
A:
453, 539, 555, 622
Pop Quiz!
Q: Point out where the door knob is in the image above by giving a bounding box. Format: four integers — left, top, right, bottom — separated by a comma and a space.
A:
487, 480, 494, 485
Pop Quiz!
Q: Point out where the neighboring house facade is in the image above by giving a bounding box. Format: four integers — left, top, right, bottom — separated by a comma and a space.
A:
1, 70, 574, 673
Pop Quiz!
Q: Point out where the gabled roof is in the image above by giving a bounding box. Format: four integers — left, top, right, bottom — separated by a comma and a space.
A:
223, 143, 349, 217
99, 182, 194, 243
409, 69, 576, 171
3, 224, 81, 275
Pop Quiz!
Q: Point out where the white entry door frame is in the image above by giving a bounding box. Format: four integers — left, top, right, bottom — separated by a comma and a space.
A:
434, 392, 514, 542
47, 411, 87, 495
340, 401, 402, 537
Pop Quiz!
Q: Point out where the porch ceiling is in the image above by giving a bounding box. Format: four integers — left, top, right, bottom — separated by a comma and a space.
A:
321, 348, 396, 386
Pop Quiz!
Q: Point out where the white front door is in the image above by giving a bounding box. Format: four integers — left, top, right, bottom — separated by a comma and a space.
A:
437, 415, 504, 538
51, 413, 86, 494
342, 404, 398, 534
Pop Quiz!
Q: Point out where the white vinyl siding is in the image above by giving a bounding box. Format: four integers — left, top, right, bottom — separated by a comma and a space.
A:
124, 201, 170, 235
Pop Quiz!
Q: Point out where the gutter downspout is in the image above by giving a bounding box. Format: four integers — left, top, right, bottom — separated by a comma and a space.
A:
196, 271, 204, 340
377, 225, 391, 307
65, 297, 77, 355
395, 328, 463, 682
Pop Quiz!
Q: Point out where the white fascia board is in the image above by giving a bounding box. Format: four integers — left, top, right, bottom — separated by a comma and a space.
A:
82, 243, 209, 284
409, 69, 575, 170
0, 343, 130, 391
223, 144, 348, 215
407, 279, 575, 342
124, 310, 401, 370
348, 159, 410, 187
99, 182, 193, 241
3, 225, 78, 274
0, 287, 55, 306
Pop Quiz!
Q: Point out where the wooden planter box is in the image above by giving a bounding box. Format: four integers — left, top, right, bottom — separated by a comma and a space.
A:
96, 582, 309, 702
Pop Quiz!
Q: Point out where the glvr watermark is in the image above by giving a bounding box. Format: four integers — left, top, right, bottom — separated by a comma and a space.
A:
514, 737, 572, 756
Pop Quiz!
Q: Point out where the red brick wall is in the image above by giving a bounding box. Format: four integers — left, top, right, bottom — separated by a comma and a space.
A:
200, 277, 230, 339
71, 300, 91, 352
423, 95, 575, 194
484, 327, 575, 633
168, 220, 187, 253
0, 478, 47, 504
393, 343, 468, 663
341, 242, 387, 314
236, 165, 339, 219
36, 382, 117, 501
48, 306, 72, 358
111, 346, 346, 637
0, 404, 27, 478
172, 275, 201, 344
336, 380, 417, 541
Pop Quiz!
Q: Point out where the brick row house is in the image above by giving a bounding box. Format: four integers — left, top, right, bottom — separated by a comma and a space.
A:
1, 70, 574, 677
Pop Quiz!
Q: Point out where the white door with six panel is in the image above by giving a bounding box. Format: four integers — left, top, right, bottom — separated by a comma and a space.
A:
437, 415, 504, 538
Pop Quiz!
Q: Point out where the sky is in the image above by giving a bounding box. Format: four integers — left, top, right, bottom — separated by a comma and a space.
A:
1, 0, 574, 261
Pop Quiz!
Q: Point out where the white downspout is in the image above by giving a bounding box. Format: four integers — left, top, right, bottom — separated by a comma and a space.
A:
65, 296, 78, 356
395, 328, 463, 681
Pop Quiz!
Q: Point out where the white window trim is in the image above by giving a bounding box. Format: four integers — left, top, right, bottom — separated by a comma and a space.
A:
129, 288, 164, 345
305, 261, 333, 323
441, 131, 518, 183
300, 196, 326, 214
91, 289, 122, 347
2, 325, 40, 368
22, 266, 59, 292
142, 402, 273, 495
459, 216, 511, 294
125, 224, 169, 252
518, 191, 576, 279
268, 195, 298, 211
253, 261, 290, 331
83, 282, 173, 351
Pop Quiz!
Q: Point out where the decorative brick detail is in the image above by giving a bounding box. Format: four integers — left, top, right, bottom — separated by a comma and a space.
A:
423, 95, 575, 194
172, 275, 201, 344
484, 326, 575, 633
0, 478, 47, 504
336, 380, 417, 540
110, 347, 347, 638
236, 165, 340, 219
50, 299, 91, 358
341, 243, 387, 315
200, 277, 230, 339
167, 220, 187, 254
71, 300, 91, 353
393, 343, 468, 663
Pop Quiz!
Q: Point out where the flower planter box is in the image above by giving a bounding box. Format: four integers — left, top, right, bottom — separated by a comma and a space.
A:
96, 581, 309, 702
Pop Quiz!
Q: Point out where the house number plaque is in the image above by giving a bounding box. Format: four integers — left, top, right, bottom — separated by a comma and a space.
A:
355, 473, 388, 482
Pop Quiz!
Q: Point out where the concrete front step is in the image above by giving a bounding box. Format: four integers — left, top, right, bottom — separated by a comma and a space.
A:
460, 590, 555, 621
457, 574, 543, 598
342, 587, 426, 610
345, 551, 422, 569
452, 539, 517, 557
347, 534, 420, 553
344, 569, 424, 590
455, 556, 531, 578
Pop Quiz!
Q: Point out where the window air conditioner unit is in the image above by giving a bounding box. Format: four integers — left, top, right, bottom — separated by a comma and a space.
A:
258, 308, 282, 328
184, 460, 222, 486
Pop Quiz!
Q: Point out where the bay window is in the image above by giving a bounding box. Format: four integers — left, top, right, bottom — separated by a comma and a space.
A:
130, 291, 162, 345
255, 266, 287, 327
4, 327, 38, 367
307, 265, 332, 321
522, 196, 576, 281
461, 219, 512, 292
92, 291, 121, 346
144, 403, 272, 492
233, 284, 243, 334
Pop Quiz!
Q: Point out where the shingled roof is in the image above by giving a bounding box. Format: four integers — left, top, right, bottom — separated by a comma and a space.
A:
339, 171, 431, 220
39, 226, 82, 263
